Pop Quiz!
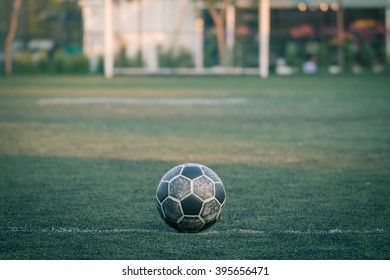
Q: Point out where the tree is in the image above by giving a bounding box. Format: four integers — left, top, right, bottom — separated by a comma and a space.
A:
5, 0, 22, 75
203, 0, 231, 66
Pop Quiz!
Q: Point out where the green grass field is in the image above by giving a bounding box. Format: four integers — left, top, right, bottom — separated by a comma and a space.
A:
0, 74, 389, 259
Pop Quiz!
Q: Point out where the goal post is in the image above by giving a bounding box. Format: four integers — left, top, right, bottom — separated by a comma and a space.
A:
259, 0, 270, 78
102, 0, 271, 78
104, 0, 114, 78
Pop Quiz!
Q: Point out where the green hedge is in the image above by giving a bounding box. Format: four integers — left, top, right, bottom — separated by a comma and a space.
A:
114, 47, 144, 68
14, 51, 90, 74
158, 47, 193, 68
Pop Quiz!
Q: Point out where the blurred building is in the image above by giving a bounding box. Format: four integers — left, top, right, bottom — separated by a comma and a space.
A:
78, 0, 389, 73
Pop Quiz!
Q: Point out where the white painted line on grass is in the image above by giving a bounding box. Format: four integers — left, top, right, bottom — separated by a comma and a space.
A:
214, 228, 387, 235
38, 97, 248, 106
1, 227, 386, 235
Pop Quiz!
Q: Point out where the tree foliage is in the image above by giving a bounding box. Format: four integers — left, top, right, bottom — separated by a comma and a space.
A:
1, 0, 82, 50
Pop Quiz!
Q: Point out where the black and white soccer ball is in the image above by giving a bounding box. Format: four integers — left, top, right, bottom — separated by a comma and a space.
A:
156, 163, 226, 233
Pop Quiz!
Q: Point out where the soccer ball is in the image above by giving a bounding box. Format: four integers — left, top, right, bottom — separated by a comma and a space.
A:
156, 163, 226, 233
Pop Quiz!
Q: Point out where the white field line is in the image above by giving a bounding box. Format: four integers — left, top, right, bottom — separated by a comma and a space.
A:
0, 227, 386, 235
38, 97, 248, 106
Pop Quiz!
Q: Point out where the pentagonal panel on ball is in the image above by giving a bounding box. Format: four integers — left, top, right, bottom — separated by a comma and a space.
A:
201, 166, 221, 182
162, 165, 183, 181
156, 199, 165, 219
181, 194, 203, 215
200, 198, 221, 222
169, 176, 191, 200
179, 216, 205, 232
164, 218, 182, 232
193, 176, 214, 200
162, 197, 183, 222
214, 182, 226, 205
181, 165, 203, 179
156, 181, 169, 203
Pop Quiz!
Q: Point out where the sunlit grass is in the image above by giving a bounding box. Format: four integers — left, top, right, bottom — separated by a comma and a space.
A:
1, 75, 389, 170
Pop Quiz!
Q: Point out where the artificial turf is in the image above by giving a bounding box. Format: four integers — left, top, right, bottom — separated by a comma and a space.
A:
0, 74, 389, 259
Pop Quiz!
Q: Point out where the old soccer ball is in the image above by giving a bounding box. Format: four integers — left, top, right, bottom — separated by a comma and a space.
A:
156, 163, 226, 233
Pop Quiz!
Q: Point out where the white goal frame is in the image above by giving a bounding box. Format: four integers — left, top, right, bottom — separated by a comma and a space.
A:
103, 0, 270, 79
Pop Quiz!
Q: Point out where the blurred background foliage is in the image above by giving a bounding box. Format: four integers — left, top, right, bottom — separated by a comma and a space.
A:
0, 0, 388, 75
0, 0, 84, 74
